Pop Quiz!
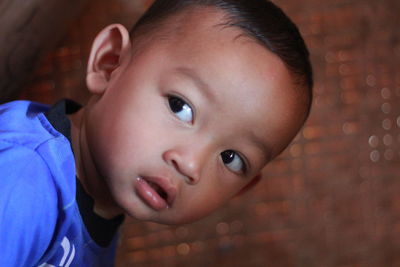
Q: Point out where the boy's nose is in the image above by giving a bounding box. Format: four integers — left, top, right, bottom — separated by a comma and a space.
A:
162, 146, 208, 185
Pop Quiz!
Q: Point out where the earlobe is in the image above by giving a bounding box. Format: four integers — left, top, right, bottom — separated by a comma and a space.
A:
235, 174, 262, 197
86, 24, 132, 95
86, 72, 108, 94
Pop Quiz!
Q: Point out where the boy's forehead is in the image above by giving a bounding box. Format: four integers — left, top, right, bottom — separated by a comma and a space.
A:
159, 8, 266, 69
149, 6, 239, 44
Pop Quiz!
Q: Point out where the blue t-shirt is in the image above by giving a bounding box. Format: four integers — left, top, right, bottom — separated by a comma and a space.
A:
0, 100, 124, 266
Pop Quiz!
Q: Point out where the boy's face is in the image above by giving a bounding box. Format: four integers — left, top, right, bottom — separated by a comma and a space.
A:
83, 9, 306, 224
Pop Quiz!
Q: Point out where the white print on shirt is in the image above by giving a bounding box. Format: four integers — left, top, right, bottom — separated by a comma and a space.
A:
38, 237, 75, 267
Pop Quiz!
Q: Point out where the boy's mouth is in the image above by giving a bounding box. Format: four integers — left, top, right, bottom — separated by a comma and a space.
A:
148, 180, 168, 200
135, 176, 176, 211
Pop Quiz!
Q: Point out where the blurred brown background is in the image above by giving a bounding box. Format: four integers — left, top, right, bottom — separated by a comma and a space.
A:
1, 0, 400, 266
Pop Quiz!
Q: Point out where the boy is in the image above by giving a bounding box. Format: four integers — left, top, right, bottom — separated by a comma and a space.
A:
0, 0, 312, 266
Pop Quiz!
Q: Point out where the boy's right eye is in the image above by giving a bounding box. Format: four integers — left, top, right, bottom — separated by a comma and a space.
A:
167, 95, 194, 123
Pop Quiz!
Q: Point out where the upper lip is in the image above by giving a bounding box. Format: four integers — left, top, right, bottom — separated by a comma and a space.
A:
142, 175, 177, 207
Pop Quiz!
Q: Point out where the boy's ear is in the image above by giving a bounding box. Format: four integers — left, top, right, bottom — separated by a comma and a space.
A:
235, 174, 262, 197
86, 24, 131, 95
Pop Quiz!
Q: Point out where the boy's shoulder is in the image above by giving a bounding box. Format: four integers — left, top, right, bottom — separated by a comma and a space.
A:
0, 100, 78, 266
0, 99, 76, 195
0, 141, 77, 266
0, 100, 63, 148
0, 100, 77, 210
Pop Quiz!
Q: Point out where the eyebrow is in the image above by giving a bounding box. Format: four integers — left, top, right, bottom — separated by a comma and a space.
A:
174, 67, 215, 102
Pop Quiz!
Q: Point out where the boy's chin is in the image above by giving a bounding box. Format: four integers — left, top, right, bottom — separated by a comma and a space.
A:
126, 207, 214, 225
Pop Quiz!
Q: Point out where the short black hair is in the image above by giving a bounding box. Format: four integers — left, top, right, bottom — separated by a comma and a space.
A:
130, 0, 313, 116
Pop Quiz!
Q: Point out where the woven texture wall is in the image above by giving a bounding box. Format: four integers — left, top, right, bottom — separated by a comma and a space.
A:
19, 0, 400, 266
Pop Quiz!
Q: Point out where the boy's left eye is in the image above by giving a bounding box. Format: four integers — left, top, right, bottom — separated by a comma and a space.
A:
221, 150, 246, 174
168, 95, 193, 123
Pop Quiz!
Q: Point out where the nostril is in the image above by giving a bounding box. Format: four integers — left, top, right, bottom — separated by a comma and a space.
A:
164, 150, 200, 185
185, 175, 196, 184
171, 159, 195, 184
171, 159, 179, 171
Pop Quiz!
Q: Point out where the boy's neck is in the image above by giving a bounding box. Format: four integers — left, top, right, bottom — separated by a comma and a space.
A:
68, 108, 124, 220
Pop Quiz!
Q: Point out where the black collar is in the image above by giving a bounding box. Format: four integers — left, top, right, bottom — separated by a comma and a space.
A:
45, 99, 124, 247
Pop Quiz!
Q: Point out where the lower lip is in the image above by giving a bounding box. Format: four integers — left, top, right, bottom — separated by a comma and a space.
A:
135, 177, 168, 211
